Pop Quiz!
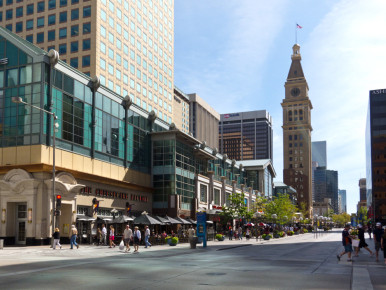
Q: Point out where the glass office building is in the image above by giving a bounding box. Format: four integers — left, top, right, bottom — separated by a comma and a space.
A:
366, 89, 386, 223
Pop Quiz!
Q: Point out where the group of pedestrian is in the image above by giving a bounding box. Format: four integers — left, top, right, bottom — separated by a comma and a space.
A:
52, 224, 79, 250
337, 222, 385, 264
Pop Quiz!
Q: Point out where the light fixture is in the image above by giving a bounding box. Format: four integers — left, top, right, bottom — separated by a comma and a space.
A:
28, 208, 32, 223
1, 209, 5, 224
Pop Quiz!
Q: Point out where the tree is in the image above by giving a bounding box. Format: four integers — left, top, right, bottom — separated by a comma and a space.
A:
220, 192, 252, 226
265, 193, 297, 227
332, 212, 351, 227
299, 202, 309, 219
357, 206, 369, 225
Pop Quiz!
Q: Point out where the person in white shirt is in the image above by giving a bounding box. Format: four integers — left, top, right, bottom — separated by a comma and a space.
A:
101, 224, 107, 246
133, 226, 141, 253
144, 225, 152, 248
123, 224, 133, 252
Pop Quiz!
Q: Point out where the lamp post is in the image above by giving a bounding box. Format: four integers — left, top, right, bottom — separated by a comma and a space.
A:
12, 96, 59, 241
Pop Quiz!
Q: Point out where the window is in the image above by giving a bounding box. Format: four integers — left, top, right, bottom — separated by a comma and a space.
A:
6, 9, 12, 20
59, 27, 67, 38
59, 11, 67, 23
16, 6, 23, 17
71, 41, 78, 52
26, 35, 33, 43
37, 32, 44, 43
71, 8, 79, 20
48, 0, 56, 9
108, 64, 114, 75
83, 22, 91, 34
82, 39, 91, 50
15, 21, 22, 32
26, 4, 34, 15
100, 25, 106, 37
60, 0, 67, 7
48, 30, 55, 41
108, 48, 114, 60
100, 41, 106, 53
71, 0, 79, 3
37, 1, 45, 12
70, 58, 78, 68
59, 43, 67, 54
37, 17, 44, 27
82, 55, 90, 67
108, 32, 114, 44
48, 14, 56, 25
71, 25, 79, 36
83, 6, 91, 17
26, 19, 33, 30
100, 58, 106, 70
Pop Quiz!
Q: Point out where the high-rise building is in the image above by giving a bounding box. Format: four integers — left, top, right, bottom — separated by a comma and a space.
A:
359, 178, 366, 202
312, 141, 327, 168
282, 44, 313, 213
188, 93, 220, 149
219, 110, 273, 161
338, 189, 347, 213
314, 167, 339, 213
173, 86, 189, 134
0, 0, 175, 123
366, 89, 386, 223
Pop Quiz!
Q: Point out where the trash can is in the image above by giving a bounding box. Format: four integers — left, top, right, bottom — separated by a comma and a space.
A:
0, 239, 4, 249
190, 237, 198, 249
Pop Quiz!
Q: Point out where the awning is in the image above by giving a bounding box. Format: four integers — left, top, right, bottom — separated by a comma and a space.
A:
111, 215, 134, 223
175, 217, 191, 225
206, 221, 213, 224
97, 216, 113, 222
186, 218, 197, 225
133, 214, 163, 225
165, 216, 182, 224
207, 209, 222, 215
154, 216, 171, 225
77, 214, 96, 221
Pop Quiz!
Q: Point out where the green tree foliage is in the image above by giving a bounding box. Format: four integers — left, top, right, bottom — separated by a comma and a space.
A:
220, 192, 253, 224
265, 193, 297, 226
357, 206, 369, 225
332, 212, 351, 226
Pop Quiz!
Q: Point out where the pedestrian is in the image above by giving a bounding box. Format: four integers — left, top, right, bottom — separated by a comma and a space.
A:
144, 225, 152, 248
238, 226, 243, 240
337, 224, 353, 262
373, 222, 384, 262
53, 228, 62, 250
96, 228, 102, 245
228, 228, 233, 240
123, 224, 132, 252
382, 227, 386, 265
70, 225, 79, 249
109, 225, 116, 248
188, 225, 195, 241
246, 228, 250, 240
101, 224, 107, 245
368, 224, 372, 239
354, 225, 373, 257
133, 226, 141, 253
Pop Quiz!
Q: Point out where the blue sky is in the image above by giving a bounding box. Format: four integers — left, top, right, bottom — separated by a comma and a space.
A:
174, 0, 386, 214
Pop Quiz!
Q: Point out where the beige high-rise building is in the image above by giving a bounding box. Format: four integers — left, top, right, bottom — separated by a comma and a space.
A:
173, 86, 189, 134
188, 93, 219, 149
0, 0, 174, 123
282, 44, 313, 215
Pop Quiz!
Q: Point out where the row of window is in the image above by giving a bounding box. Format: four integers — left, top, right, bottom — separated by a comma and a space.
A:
0, 0, 86, 9
0, 6, 91, 22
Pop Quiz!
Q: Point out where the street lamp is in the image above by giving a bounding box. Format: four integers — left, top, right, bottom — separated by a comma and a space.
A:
12, 96, 59, 235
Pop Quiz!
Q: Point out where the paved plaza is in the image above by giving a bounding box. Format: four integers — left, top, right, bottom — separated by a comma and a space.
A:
0, 229, 385, 289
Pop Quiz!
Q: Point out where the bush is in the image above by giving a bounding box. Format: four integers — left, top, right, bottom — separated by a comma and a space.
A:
171, 237, 179, 244
279, 231, 286, 237
216, 234, 224, 240
287, 231, 294, 236
262, 234, 272, 239
302, 229, 308, 233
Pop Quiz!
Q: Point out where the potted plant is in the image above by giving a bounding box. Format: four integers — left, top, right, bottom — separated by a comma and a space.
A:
165, 236, 172, 245
287, 231, 294, 236
216, 234, 225, 241
302, 229, 308, 233
169, 237, 179, 246
279, 231, 286, 237
262, 234, 272, 240
273, 230, 280, 239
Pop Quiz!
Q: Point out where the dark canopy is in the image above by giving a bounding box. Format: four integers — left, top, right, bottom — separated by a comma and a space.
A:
133, 214, 162, 225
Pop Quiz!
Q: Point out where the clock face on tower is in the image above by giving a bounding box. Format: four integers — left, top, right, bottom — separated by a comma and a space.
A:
291, 87, 300, 97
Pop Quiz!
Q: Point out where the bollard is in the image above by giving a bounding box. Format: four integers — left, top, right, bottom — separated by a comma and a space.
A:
0, 239, 4, 249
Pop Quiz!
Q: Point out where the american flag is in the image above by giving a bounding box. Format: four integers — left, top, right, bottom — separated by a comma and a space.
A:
296, 24, 302, 29
0, 58, 8, 65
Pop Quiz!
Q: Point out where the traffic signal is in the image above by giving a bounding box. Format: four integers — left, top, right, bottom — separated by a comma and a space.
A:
92, 198, 99, 213
56, 195, 62, 208
126, 202, 131, 215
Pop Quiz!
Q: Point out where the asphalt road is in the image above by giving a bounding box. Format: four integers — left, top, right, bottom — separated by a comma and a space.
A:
0, 229, 385, 290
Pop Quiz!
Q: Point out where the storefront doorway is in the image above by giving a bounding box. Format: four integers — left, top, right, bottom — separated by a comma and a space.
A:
15, 203, 27, 245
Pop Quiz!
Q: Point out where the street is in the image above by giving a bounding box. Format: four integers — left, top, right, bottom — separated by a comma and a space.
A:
0, 229, 385, 290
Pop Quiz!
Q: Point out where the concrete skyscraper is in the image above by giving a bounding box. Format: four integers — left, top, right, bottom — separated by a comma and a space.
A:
0, 0, 175, 123
282, 44, 313, 214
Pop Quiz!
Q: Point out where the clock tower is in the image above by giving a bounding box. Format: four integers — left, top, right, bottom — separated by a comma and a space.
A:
281, 44, 313, 216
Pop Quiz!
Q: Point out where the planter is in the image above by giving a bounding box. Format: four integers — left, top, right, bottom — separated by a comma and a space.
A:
264, 236, 271, 240
294, 232, 299, 235
169, 243, 177, 246
166, 238, 172, 245
273, 234, 280, 239
190, 237, 198, 249
216, 237, 225, 241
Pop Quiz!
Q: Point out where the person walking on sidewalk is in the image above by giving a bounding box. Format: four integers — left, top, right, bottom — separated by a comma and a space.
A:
101, 224, 107, 246
52, 228, 62, 250
133, 226, 141, 253
109, 225, 116, 248
70, 225, 79, 249
123, 224, 132, 252
354, 224, 373, 257
337, 224, 353, 262
368, 224, 373, 239
373, 222, 384, 262
238, 226, 243, 240
144, 225, 152, 248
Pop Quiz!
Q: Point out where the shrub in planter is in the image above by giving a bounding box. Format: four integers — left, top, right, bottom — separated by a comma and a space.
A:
287, 231, 294, 236
165, 236, 172, 245
303, 229, 308, 233
279, 231, 286, 237
216, 234, 225, 241
262, 234, 272, 240
171, 237, 179, 245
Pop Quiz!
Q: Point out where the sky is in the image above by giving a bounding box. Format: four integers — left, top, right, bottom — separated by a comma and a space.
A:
174, 0, 386, 214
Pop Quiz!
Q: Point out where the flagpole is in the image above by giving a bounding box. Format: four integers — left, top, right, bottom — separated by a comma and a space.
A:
295, 23, 297, 44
